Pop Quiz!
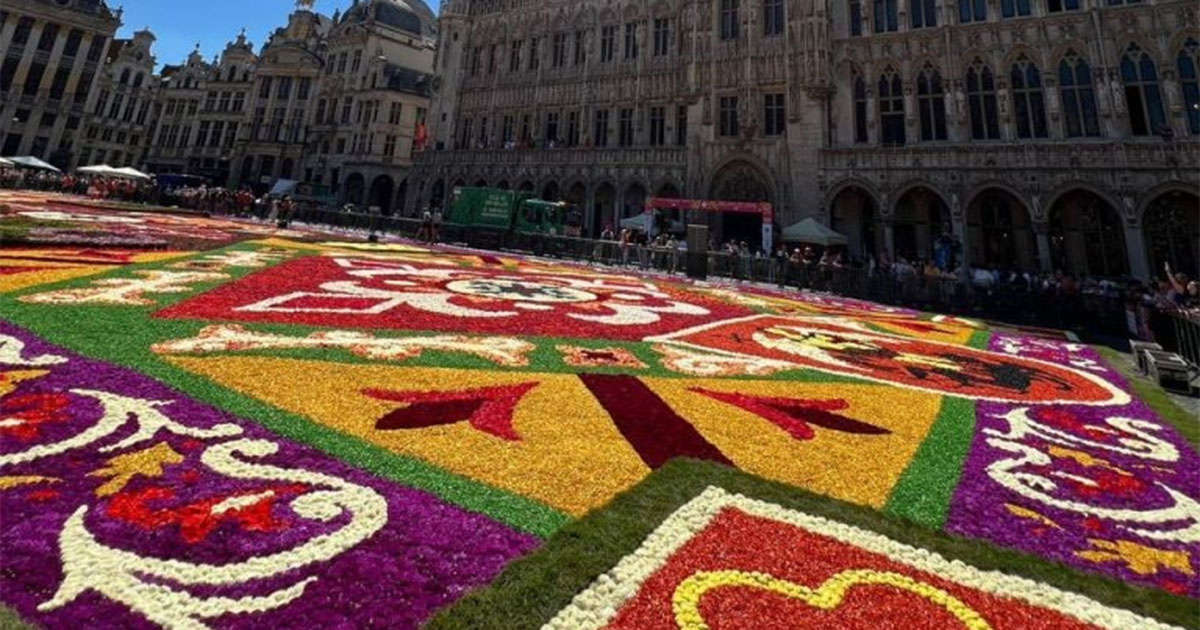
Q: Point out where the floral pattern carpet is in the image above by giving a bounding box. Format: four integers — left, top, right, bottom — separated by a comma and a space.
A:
0, 194, 1196, 629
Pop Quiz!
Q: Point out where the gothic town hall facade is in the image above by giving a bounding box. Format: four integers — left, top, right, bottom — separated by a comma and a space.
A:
410, 0, 1200, 279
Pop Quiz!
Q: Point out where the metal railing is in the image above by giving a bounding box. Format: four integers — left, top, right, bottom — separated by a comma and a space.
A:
1151, 310, 1200, 369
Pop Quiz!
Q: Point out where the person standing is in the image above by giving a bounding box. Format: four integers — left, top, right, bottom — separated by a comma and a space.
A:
432, 207, 444, 243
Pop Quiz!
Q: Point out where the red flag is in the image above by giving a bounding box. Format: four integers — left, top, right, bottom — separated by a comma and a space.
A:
413, 122, 427, 151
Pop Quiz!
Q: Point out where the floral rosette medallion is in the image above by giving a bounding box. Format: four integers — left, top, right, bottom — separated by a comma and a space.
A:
154, 256, 750, 339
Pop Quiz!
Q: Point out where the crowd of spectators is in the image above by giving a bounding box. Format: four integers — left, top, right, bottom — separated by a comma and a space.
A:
0, 168, 156, 202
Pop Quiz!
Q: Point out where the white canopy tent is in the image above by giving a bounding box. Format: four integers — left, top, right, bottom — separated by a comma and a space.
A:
0, 157, 13, 168
618, 213, 685, 234
111, 166, 152, 180
6, 156, 60, 172
780, 218, 848, 247
77, 164, 152, 180
77, 164, 118, 175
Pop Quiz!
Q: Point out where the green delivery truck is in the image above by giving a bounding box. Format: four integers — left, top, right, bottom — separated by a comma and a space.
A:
448, 187, 580, 236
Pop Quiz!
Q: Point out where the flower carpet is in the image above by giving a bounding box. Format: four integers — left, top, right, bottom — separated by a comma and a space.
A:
0, 199, 1197, 629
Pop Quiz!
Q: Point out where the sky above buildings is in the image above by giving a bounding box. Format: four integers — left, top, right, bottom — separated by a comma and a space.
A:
114, 0, 438, 69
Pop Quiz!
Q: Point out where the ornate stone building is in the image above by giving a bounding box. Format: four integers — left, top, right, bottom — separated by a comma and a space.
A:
236, 5, 329, 190
308, 0, 436, 213
191, 32, 257, 186
144, 47, 213, 175
79, 28, 157, 168
411, 0, 1199, 279
0, 0, 121, 168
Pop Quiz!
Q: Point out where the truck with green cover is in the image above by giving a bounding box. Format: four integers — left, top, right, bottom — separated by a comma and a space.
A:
448, 187, 580, 236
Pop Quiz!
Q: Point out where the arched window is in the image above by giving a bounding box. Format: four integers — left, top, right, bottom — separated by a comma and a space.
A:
878, 68, 905, 146
119, 68, 131, 84
1059, 51, 1100, 138
1121, 44, 1166, 136
873, 0, 898, 33
967, 59, 1000, 140
917, 64, 947, 141
133, 72, 144, 88
1010, 55, 1047, 138
854, 74, 869, 143
911, 0, 936, 28
1179, 38, 1199, 135
959, 0, 986, 24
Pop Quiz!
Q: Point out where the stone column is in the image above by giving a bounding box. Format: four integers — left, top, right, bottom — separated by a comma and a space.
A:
1124, 222, 1150, 280
882, 218, 895, 259
951, 191, 970, 281
1033, 221, 1052, 273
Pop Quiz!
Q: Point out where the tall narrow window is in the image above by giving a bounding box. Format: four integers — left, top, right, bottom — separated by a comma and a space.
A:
567, 111, 580, 145
719, 96, 739, 136
12, 17, 33, 46
854, 75, 868, 143
618, 108, 634, 145
1121, 44, 1166, 136
764, 93, 786, 135
911, 0, 937, 28
878, 69, 905, 146
967, 59, 1000, 140
1059, 51, 1101, 138
37, 24, 59, 52
1001, 0, 1031, 18
510, 40, 522, 72
676, 105, 688, 145
594, 109, 610, 147
529, 38, 540, 70
502, 115, 514, 144
553, 33, 566, 67
649, 106, 665, 145
916, 65, 947, 141
874, 0, 898, 33
959, 0, 986, 23
600, 26, 615, 62
546, 112, 560, 144
1178, 38, 1199, 134
720, 0, 740, 40
850, 0, 863, 36
459, 117, 472, 150
23, 62, 45, 96
575, 30, 587, 65
63, 29, 83, 57
1011, 55, 1048, 138
764, 0, 784, 37
654, 18, 671, 56
624, 23, 638, 60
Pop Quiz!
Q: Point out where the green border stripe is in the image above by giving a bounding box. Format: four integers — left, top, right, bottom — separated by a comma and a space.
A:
883, 396, 976, 528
